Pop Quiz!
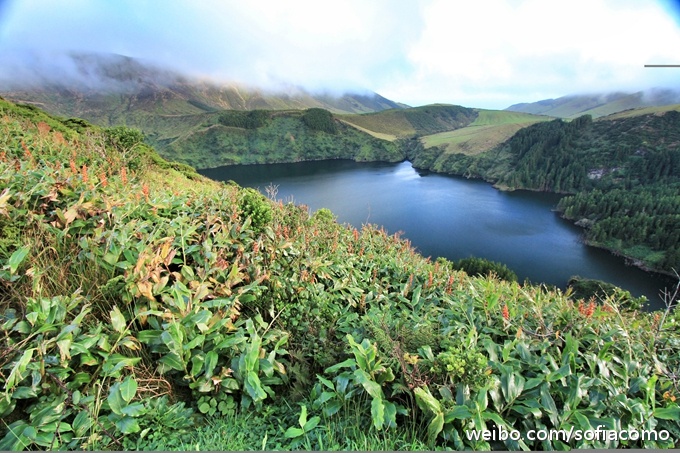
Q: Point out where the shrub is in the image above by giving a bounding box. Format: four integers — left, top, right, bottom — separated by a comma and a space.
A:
452, 256, 518, 282
239, 188, 273, 233
105, 126, 145, 151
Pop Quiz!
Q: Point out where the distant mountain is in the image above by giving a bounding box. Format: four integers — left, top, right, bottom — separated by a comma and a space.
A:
506, 89, 680, 119
0, 51, 406, 122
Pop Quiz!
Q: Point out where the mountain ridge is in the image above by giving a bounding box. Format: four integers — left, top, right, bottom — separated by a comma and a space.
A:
506, 89, 680, 119
0, 51, 407, 118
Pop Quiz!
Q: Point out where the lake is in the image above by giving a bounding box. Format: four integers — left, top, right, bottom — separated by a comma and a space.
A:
200, 159, 675, 310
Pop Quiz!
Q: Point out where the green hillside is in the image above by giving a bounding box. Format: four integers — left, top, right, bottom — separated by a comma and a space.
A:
160, 109, 405, 168
411, 112, 680, 274
2, 97, 679, 451
421, 110, 551, 156
601, 103, 680, 120
339, 104, 479, 140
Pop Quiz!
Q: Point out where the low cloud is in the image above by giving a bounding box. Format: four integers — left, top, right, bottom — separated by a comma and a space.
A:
1, 0, 679, 108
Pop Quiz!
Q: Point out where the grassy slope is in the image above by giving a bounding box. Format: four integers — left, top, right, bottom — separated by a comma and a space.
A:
339, 104, 479, 140
601, 103, 680, 120
1, 99, 679, 451
421, 110, 551, 156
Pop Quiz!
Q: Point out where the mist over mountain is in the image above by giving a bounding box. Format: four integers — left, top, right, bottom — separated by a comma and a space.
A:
0, 51, 406, 118
506, 89, 680, 119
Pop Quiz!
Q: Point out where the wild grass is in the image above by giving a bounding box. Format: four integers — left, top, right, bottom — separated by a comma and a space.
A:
421, 110, 550, 156
601, 103, 680, 120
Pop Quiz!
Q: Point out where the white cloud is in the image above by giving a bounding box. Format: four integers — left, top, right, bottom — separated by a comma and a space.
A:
378, 0, 680, 107
1, 0, 679, 108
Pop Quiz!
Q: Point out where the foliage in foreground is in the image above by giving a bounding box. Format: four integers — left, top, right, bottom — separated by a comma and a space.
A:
1, 99, 680, 450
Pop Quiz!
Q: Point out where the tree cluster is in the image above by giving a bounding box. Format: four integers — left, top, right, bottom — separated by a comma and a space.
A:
218, 110, 270, 129
452, 256, 518, 282
302, 108, 338, 134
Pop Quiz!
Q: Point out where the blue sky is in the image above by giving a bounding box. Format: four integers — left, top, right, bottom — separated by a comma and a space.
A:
1, 0, 679, 108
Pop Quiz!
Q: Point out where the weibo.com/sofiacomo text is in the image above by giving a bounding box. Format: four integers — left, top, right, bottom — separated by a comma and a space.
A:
465, 425, 671, 443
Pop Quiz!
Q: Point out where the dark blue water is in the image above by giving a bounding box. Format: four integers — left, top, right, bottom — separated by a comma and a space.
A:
200, 160, 675, 310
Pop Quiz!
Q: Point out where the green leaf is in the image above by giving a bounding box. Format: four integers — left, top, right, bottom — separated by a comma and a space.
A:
572, 410, 592, 430
244, 371, 267, 402
540, 383, 560, 427
205, 351, 218, 377
371, 397, 385, 430
5, 348, 34, 390
323, 400, 342, 417
335, 373, 351, 394
115, 416, 141, 434
8, 245, 30, 275
383, 401, 398, 428
414, 386, 442, 415
184, 334, 206, 351
198, 402, 211, 414
119, 375, 137, 403
419, 345, 435, 362
317, 375, 335, 391
376, 366, 395, 384
303, 416, 320, 433
523, 376, 544, 391
244, 336, 262, 373
547, 364, 571, 382
444, 405, 473, 422
654, 406, 680, 420
354, 369, 382, 399
72, 411, 93, 437
120, 402, 146, 417
349, 339, 369, 371
298, 404, 308, 427
427, 412, 444, 445
259, 358, 274, 378
325, 358, 356, 373
159, 353, 185, 372
0, 397, 16, 418
501, 371, 525, 403
10, 386, 37, 399
314, 391, 336, 407
102, 354, 141, 377
110, 306, 126, 334
107, 383, 125, 415
284, 427, 304, 439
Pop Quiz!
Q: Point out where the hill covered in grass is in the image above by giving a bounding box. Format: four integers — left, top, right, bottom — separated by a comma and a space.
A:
420, 109, 551, 157
339, 104, 479, 140
1, 98, 680, 451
